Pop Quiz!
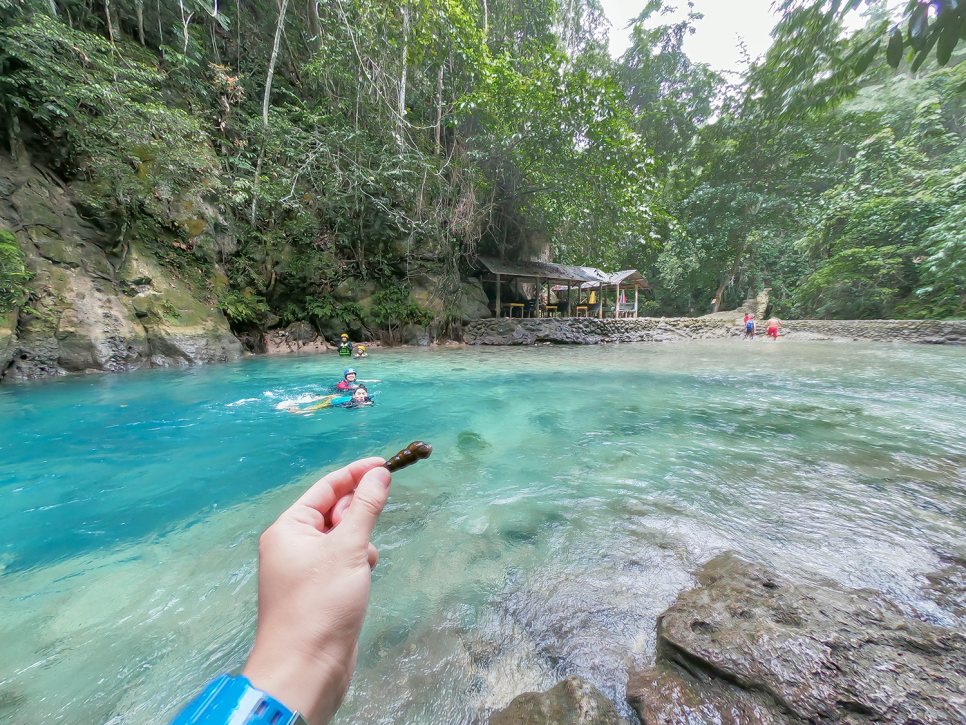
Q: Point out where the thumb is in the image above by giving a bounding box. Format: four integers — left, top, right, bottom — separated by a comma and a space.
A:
340, 466, 391, 548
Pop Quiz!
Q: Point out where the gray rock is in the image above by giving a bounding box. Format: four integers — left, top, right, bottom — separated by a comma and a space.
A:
463, 318, 966, 346
491, 676, 629, 725
285, 321, 317, 343
627, 552, 966, 725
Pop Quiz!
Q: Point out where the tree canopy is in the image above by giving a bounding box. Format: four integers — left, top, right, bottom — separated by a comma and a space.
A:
0, 0, 963, 329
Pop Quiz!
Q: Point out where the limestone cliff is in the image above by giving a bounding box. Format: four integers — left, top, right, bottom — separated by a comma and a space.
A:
0, 154, 242, 381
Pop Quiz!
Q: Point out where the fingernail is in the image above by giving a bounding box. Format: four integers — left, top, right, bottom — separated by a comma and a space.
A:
371, 466, 391, 489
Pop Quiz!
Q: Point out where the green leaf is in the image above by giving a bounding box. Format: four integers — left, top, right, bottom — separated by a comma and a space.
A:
887, 27, 904, 68
910, 28, 939, 72
908, 2, 929, 51
854, 39, 881, 76
937, 22, 959, 65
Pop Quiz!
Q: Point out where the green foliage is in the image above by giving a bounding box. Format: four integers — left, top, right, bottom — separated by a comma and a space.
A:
0, 18, 216, 217
0, 230, 32, 312
369, 286, 429, 328
218, 290, 270, 326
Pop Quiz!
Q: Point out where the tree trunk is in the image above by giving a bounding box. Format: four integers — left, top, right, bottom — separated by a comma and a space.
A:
434, 65, 444, 155
712, 238, 748, 313
396, 2, 409, 150
135, 0, 145, 44
104, 0, 116, 42
262, 0, 290, 128
251, 0, 290, 224
307, 0, 322, 53
179, 0, 192, 54
47, 0, 58, 16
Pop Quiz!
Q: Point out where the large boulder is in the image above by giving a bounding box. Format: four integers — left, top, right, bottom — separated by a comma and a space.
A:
491, 676, 629, 725
627, 552, 966, 725
459, 277, 491, 323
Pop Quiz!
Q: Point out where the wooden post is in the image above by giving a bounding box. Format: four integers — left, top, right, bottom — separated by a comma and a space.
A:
634, 286, 639, 318
495, 273, 501, 318
599, 284, 603, 319
567, 282, 572, 317
546, 280, 551, 317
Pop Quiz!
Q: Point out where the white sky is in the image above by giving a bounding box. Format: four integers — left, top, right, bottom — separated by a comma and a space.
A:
599, 0, 871, 73
599, 0, 780, 72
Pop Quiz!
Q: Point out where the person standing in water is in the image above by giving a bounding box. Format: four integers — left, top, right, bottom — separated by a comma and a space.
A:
767, 317, 783, 341
744, 314, 756, 340
337, 333, 352, 357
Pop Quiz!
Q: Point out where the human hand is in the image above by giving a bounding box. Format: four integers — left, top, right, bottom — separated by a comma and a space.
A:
242, 457, 391, 725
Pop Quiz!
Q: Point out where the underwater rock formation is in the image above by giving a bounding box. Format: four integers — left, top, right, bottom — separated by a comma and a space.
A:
627, 552, 966, 725
0, 154, 242, 381
490, 676, 629, 725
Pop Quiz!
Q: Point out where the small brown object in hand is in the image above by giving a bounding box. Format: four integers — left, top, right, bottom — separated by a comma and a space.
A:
383, 441, 433, 472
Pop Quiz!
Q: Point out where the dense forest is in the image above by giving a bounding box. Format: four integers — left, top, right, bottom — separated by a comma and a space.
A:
1, 0, 964, 345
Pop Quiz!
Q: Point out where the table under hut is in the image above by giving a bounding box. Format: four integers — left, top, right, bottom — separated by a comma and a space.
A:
473, 257, 601, 318
568, 269, 652, 318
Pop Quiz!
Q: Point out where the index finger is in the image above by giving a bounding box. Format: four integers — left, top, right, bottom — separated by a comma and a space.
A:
293, 456, 386, 516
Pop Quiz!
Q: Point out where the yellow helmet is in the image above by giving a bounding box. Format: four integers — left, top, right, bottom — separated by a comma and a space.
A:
341, 333, 349, 340
358, 345, 366, 351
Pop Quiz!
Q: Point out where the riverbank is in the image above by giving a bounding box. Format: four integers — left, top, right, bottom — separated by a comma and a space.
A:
464, 316, 966, 346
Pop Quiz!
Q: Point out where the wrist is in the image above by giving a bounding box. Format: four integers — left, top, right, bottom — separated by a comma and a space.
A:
243, 638, 351, 725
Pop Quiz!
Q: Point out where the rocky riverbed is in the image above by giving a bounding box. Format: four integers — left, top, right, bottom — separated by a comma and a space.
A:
490, 552, 966, 725
464, 317, 966, 346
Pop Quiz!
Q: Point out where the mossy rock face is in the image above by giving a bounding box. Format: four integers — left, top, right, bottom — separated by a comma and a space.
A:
0, 153, 242, 380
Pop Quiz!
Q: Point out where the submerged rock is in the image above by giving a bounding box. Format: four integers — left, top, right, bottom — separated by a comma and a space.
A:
491, 676, 629, 725
627, 552, 966, 725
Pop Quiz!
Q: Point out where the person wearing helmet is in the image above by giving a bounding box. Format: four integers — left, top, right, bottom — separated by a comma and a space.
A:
353, 344, 369, 359
336, 369, 380, 392
337, 333, 353, 357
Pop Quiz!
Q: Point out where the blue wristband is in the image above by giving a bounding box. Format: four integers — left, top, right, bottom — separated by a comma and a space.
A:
169, 674, 308, 725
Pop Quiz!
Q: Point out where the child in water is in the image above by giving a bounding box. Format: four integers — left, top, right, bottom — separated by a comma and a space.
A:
743, 314, 756, 340
337, 333, 353, 356
336, 368, 380, 392
767, 317, 782, 340
354, 345, 369, 359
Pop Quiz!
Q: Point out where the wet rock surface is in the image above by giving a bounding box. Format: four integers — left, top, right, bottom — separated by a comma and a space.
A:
627, 552, 966, 725
464, 317, 966, 346
490, 676, 629, 725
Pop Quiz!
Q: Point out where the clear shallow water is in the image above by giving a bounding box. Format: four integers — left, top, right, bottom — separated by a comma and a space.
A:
2, 340, 966, 724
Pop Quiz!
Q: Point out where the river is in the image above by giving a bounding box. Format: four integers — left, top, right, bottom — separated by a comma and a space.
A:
1, 340, 965, 724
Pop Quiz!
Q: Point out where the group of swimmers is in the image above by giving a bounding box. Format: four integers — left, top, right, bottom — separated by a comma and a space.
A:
744, 314, 783, 341
286, 368, 381, 414
338, 332, 369, 359
280, 334, 379, 414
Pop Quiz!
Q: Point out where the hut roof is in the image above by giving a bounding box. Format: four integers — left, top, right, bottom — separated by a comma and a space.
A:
553, 268, 651, 290
474, 257, 601, 284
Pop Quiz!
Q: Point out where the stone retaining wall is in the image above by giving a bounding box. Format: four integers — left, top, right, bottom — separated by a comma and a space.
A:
463, 316, 966, 346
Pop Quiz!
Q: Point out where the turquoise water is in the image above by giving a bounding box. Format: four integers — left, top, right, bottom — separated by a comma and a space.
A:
2, 341, 966, 724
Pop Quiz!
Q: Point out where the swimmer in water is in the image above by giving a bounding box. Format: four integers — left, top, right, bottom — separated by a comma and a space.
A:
767, 317, 782, 340
353, 344, 369, 359
336, 369, 380, 392
287, 385, 373, 414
